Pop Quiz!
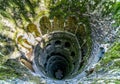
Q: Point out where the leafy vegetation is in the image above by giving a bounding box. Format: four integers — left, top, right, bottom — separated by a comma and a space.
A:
0, 59, 22, 80
49, 0, 115, 18
0, 0, 120, 83
103, 42, 120, 63
113, 1, 120, 26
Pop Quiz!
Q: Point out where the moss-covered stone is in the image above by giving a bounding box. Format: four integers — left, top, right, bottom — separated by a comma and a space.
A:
0, 66, 21, 80
91, 79, 120, 84
0, 59, 46, 83
92, 38, 120, 83
101, 41, 120, 67
0, 59, 22, 80
95, 42, 120, 71
0, 0, 119, 83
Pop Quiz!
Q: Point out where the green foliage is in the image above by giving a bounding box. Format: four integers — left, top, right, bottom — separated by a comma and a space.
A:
0, 0, 44, 27
95, 36, 120, 74
0, 58, 43, 81
0, 66, 21, 80
49, 0, 115, 18
0, 0, 119, 82
95, 40, 120, 72
91, 79, 120, 84
113, 2, 120, 26
49, 0, 87, 18
101, 1, 115, 16
0, 33, 16, 66
103, 42, 120, 64
0, 59, 23, 80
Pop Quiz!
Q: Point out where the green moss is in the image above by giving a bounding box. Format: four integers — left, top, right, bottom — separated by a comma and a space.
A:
113, 60, 120, 67
95, 39, 120, 74
0, 59, 24, 80
0, 23, 3, 32
91, 79, 120, 84
102, 42, 120, 64
0, 56, 8, 65
0, 59, 44, 83
0, 58, 34, 80
0, 66, 21, 80
114, 80, 120, 84
34, 10, 49, 22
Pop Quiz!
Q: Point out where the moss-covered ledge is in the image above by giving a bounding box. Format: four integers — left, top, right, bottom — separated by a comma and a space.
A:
0, 59, 45, 84
96, 41, 120, 70
103, 42, 120, 65
0, 59, 27, 80
90, 40, 120, 83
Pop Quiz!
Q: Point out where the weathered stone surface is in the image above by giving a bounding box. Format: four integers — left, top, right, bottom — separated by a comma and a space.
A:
0, 0, 119, 84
